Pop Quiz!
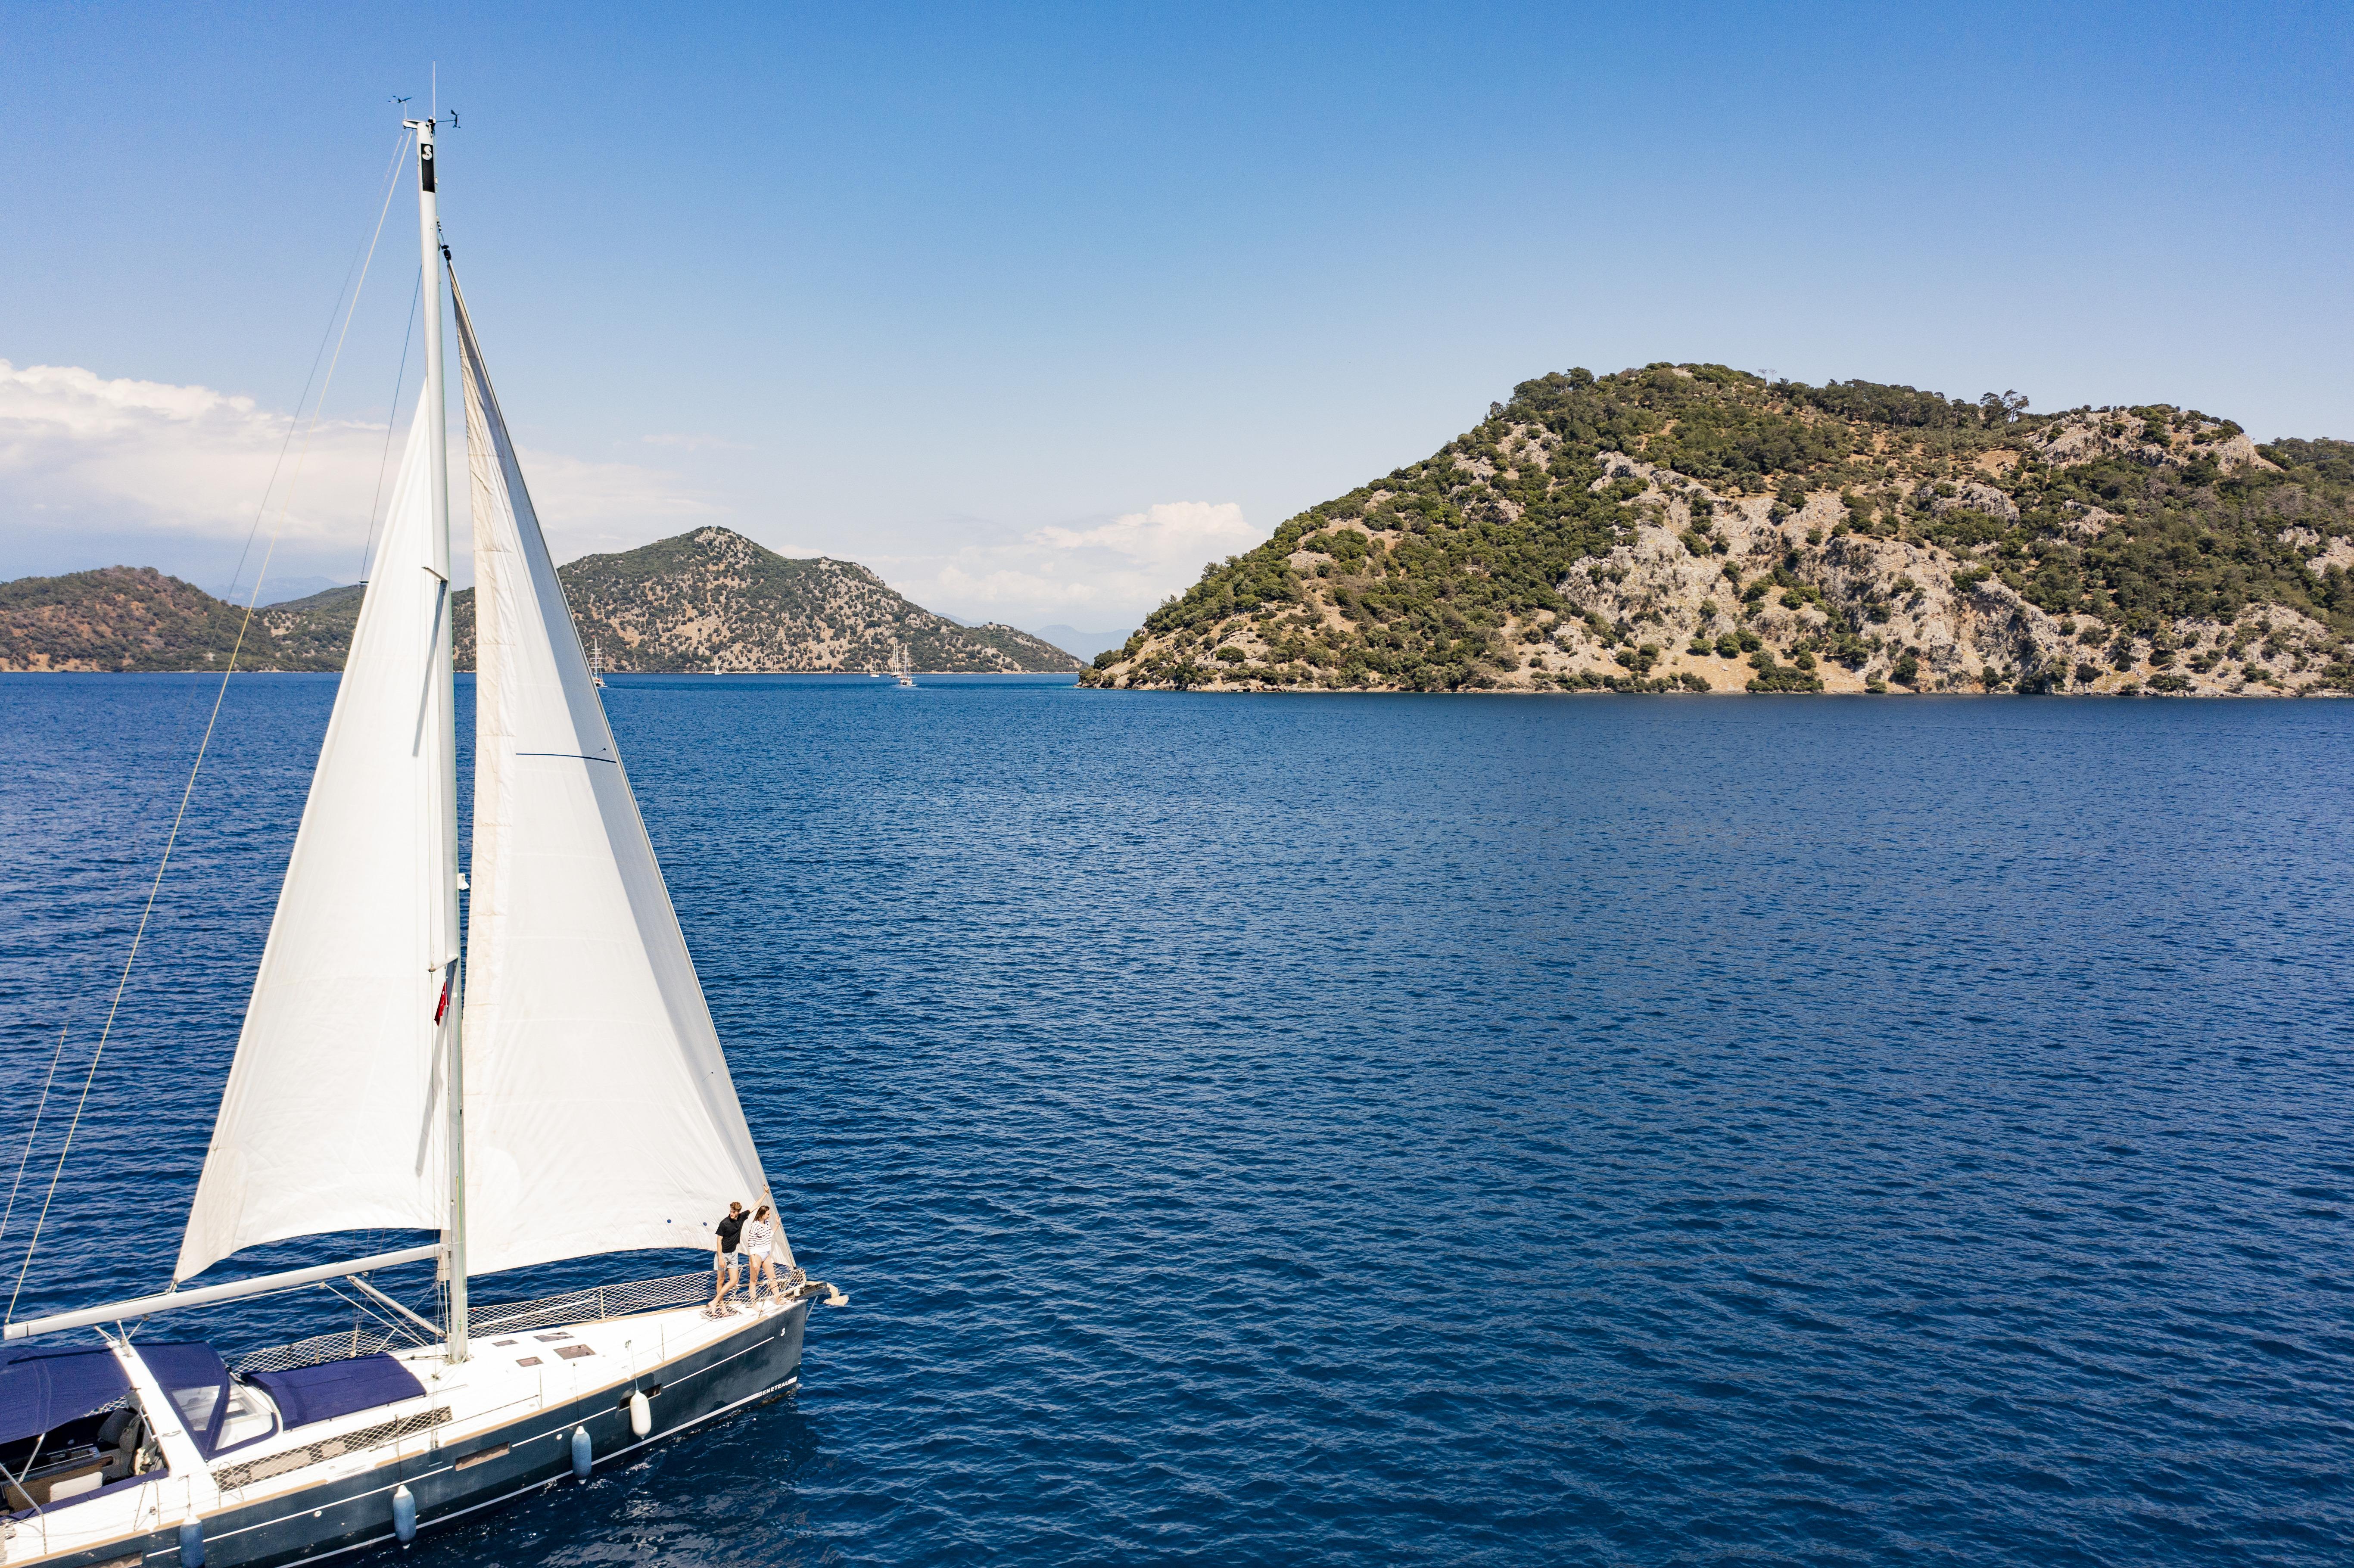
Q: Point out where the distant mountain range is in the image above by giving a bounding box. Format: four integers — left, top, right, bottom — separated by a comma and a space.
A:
1032, 624, 1136, 661
213, 575, 348, 607
0, 528, 1080, 675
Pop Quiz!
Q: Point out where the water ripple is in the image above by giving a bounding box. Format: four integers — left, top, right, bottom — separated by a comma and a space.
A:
2, 678, 2351, 1565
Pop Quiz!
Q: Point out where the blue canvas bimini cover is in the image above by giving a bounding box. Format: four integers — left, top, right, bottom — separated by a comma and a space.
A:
248, 1354, 425, 1430
0, 1348, 130, 1447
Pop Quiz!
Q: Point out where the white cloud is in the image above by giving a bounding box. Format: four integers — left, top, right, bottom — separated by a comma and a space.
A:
0, 360, 375, 546
876, 501, 1265, 629
1031, 500, 1259, 566
502, 450, 723, 557
0, 359, 1262, 628
0, 359, 715, 580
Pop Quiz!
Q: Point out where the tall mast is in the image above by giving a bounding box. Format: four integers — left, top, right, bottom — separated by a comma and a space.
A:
406, 112, 469, 1365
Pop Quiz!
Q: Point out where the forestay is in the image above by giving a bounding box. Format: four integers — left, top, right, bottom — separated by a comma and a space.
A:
175, 401, 458, 1285
451, 274, 781, 1279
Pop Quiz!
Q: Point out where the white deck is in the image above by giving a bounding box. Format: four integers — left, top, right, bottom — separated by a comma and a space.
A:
4, 1285, 805, 1565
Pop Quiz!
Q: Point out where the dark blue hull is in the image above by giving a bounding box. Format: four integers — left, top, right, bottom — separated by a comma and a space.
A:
39, 1301, 806, 1568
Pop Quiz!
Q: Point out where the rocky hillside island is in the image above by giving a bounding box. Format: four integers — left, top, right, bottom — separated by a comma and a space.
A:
1084, 365, 2354, 694
451, 527, 1074, 673
0, 566, 348, 673
0, 528, 1079, 674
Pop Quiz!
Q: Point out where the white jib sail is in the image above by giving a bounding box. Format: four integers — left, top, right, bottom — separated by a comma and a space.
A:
451, 277, 781, 1279
176, 398, 458, 1283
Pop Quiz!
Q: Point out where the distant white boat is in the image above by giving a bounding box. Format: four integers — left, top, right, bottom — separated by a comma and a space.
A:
589, 643, 607, 688
890, 642, 916, 688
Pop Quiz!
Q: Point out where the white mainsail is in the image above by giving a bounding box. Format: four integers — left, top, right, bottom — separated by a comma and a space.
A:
175, 399, 459, 1284
451, 276, 780, 1280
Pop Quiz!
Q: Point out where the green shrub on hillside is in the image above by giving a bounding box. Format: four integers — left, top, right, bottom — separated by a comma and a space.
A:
1090, 361, 2354, 694
1746, 662, 1825, 693
2262, 438, 2354, 486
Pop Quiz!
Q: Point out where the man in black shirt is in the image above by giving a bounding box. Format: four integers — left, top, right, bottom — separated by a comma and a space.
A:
710, 1202, 746, 1310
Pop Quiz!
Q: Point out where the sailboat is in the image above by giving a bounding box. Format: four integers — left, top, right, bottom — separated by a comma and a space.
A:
891, 643, 916, 688
0, 118, 840, 1567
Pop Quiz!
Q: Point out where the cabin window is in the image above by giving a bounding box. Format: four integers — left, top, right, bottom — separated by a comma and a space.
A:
134, 1342, 237, 1458
218, 1384, 278, 1449
148, 1353, 276, 1457
168, 1382, 219, 1434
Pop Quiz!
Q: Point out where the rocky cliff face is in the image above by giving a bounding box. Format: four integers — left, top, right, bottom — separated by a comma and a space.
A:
1543, 440, 2335, 696
1086, 367, 2354, 696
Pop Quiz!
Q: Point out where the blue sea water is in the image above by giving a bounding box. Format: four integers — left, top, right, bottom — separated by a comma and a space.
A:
2, 674, 2352, 1566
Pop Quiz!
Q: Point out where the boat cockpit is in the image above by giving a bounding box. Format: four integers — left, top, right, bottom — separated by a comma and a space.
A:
0, 1346, 161, 1515
0, 1338, 428, 1527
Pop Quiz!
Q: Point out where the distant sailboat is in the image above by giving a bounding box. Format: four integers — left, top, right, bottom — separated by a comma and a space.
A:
589, 642, 607, 687
0, 116, 842, 1567
892, 642, 916, 688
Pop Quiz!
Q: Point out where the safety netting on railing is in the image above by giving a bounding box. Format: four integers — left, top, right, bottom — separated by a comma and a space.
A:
470, 1271, 714, 1334
234, 1271, 718, 1375
236, 1324, 416, 1377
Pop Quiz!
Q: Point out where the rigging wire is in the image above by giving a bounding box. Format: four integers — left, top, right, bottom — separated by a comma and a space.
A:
317, 1280, 426, 1347
6, 131, 418, 1326
0, 123, 398, 1257
217, 131, 412, 606
355, 270, 424, 585
18, 142, 417, 1268
0, 1025, 74, 1257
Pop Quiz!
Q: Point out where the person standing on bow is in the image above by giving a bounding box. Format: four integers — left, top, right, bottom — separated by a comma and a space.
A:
741, 1204, 778, 1300
710, 1201, 746, 1310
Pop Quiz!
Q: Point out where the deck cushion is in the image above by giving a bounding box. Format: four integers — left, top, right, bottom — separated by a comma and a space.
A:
248, 1353, 427, 1430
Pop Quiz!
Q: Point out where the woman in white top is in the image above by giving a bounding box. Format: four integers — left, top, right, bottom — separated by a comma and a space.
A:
741, 1204, 776, 1299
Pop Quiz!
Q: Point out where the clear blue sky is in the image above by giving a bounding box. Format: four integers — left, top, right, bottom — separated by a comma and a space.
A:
6, 1, 2349, 630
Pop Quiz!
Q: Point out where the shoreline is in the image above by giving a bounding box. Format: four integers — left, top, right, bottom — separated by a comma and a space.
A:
1078, 683, 2346, 698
